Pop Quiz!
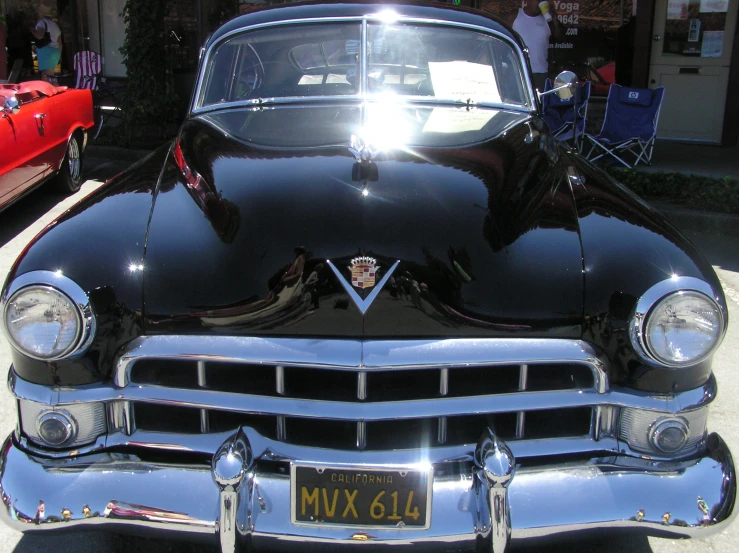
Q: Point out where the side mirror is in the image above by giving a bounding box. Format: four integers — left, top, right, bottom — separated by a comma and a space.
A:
537, 70, 578, 101
553, 70, 578, 100
2, 97, 21, 117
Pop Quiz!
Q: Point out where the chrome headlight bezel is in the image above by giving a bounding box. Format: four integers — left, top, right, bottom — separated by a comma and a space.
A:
1, 270, 96, 361
630, 276, 725, 369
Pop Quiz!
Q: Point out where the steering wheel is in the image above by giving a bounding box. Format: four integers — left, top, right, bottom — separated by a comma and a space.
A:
234, 65, 262, 99
233, 46, 264, 100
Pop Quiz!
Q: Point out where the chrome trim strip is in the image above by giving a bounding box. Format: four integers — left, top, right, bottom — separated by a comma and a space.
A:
115, 336, 362, 387
12, 423, 678, 471
11, 372, 717, 421
59, 385, 604, 420
8, 370, 55, 405
16, 434, 108, 459
192, 15, 535, 115
361, 339, 609, 394
1, 434, 734, 543
113, 336, 610, 390
193, 96, 532, 117
629, 276, 727, 368
1, 270, 97, 361
103, 429, 620, 463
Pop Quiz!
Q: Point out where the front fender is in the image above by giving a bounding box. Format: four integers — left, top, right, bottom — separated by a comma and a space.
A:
3, 143, 173, 386
567, 154, 726, 392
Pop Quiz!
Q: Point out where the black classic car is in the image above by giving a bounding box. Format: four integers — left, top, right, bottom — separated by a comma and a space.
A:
0, 2, 734, 552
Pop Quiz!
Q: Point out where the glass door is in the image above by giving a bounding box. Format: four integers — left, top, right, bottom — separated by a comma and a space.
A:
649, 0, 738, 141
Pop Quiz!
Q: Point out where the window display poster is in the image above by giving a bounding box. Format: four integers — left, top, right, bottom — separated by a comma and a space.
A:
700, 0, 728, 13
688, 19, 701, 41
667, 0, 688, 19
701, 30, 724, 56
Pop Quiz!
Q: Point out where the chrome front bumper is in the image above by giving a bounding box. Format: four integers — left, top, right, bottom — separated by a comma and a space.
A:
0, 430, 735, 552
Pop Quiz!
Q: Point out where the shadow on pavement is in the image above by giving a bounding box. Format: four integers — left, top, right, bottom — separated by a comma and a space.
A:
0, 156, 134, 249
13, 533, 219, 553
0, 186, 64, 248
12, 532, 117, 553
513, 534, 653, 553
82, 156, 137, 183
683, 231, 739, 275
10, 532, 652, 553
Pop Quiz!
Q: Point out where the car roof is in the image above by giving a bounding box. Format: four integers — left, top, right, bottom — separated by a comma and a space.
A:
208, 1, 518, 48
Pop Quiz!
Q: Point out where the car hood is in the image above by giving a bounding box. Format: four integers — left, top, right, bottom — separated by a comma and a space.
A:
143, 104, 584, 337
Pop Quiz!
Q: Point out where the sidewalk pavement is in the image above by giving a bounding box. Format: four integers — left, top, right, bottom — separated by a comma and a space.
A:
639, 140, 739, 180
631, 140, 739, 237
85, 139, 739, 236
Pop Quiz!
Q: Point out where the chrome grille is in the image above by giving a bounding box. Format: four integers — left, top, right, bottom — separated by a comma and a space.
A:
110, 336, 608, 454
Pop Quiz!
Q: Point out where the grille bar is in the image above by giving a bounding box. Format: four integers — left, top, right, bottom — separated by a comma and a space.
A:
109, 337, 612, 445
115, 337, 609, 391
276, 365, 286, 441
357, 420, 367, 450
438, 368, 449, 444
121, 385, 603, 420
516, 364, 529, 439
105, 429, 620, 461
357, 371, 367, 400
197, 361, 209, 433
357, 371, 367, 448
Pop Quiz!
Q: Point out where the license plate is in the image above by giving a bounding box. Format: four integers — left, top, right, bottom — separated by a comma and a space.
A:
291, 464, 432, 529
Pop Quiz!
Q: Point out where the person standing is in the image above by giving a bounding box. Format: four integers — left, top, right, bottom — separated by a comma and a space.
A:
507, 0, 563, 93
31, 1, 62, 83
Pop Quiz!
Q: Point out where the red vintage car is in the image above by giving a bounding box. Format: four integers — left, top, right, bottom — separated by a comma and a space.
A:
584, 61, 615, 96
0, 80, 95, 211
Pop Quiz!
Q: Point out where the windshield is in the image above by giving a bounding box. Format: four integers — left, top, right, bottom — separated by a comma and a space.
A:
197, 20, 529, 109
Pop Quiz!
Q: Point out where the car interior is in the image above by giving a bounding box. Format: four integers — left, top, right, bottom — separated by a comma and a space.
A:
200, 22, 527, 108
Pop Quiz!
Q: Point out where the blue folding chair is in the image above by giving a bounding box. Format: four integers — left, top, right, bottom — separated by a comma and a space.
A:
542, 79, 591, 152
584, 84, 665, 168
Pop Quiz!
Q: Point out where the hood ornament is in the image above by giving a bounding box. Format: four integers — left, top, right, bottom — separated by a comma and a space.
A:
348, 134, 379, 162
327, 257, 400, 315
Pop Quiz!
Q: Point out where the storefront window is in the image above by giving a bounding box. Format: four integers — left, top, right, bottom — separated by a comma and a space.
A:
479, 0, 635, 93
663, 0, 729, 57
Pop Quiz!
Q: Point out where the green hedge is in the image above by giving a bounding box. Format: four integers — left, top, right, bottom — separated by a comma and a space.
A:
604, 167, 739, 215
119, 0, 179, 140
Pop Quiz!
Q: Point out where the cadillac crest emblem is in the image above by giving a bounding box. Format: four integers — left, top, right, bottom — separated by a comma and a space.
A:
350, 256, 378, 289
326, 256, 400, 315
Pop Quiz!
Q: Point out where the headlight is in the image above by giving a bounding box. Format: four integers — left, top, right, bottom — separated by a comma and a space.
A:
631, 277, 725, 368
645, 291, 722, 366
1, 271, 95, 360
